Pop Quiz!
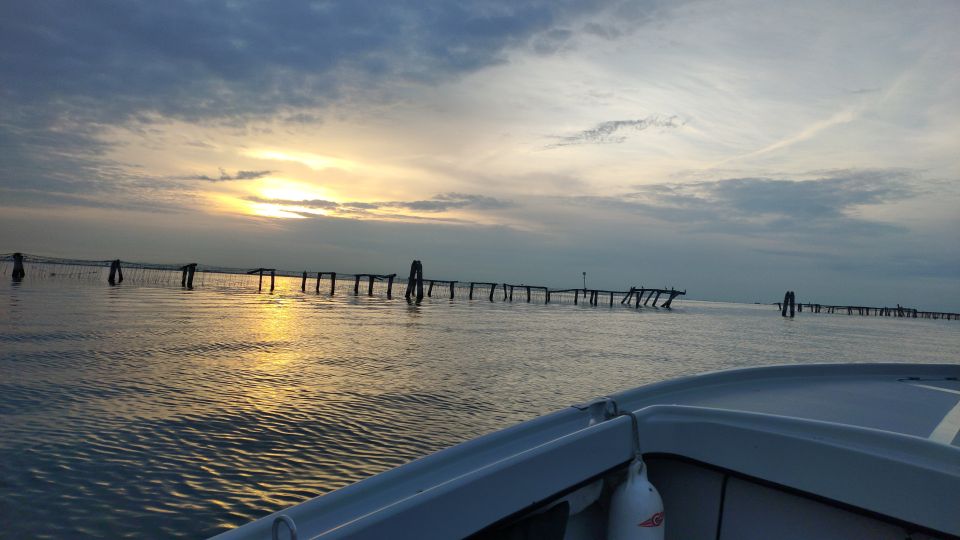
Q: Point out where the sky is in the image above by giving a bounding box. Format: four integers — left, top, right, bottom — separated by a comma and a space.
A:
1, 0, 958, 309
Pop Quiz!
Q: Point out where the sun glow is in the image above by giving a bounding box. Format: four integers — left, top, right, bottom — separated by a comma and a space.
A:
258, 180, 336, 204
248, 178, 339, 218
207, 177, 341, 219
249, 203, 310, 219
244, 149, 357, 172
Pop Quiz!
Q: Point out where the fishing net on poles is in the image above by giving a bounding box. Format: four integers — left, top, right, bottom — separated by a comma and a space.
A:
1, 253, 674, 309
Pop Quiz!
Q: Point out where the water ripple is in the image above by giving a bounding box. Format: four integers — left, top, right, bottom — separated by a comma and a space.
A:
1, 280, 957, 538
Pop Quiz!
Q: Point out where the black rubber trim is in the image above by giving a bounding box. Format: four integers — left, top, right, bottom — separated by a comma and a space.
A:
645, 452, 958, 540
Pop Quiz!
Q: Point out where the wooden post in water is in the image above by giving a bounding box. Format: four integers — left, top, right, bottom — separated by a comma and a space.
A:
662, 289, 681, 308
270, 270, 275, 292
428, 280, 434, 297
622, 287, 633, 304
181, 266, 189, 287
11, 253, 25, 281
636, 289, 642, 309
258, 269, 263, 292
545, 289, 551, 304
185, 264, 197, 289
509, 285, 514, 301
450, 281, 456, 299
316, 272, 321, 293
503, 283, 508, 300
469, 282, 475, 300
108, 259, 123, 285
574, 289, 579, 305
387, 275, 395, 299
488, 284, 495, 302
415, 262, 424, 301
354, 275, 361, 296
301, 271, 307, 292
330, 272, 336, 295
526, 286, 531, 303
404, 260, 417, 300
789, 291, 795, 318
652, 290, 662, 307
781, 291, 790, 317
609, 292, 614, 307
367, 275, 375, 296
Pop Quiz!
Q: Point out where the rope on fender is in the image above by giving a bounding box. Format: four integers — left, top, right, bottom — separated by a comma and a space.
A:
614, 410, 643, 463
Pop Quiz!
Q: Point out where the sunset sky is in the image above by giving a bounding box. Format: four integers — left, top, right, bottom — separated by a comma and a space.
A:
1, 1, 958, 308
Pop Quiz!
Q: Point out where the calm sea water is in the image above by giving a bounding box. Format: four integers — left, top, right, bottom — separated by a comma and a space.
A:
1, 276, 957, 538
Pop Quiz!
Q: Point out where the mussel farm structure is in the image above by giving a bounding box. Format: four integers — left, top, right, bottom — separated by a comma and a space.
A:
1, 253, 686, 310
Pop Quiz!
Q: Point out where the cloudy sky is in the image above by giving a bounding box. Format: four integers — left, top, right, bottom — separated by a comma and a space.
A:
1, 0, 958, 309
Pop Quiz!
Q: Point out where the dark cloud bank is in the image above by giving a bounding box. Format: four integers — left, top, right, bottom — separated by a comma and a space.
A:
1, 1, 619, 122
568, 169, 917, 237
0, 0, 632, 201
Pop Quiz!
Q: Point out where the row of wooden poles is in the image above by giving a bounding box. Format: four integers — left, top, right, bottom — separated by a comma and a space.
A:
110, 260, 199, 288
395, 260, 686, 307
7, 253, 687, 309
248, 260, 686, 308
246, 267, 400, 298
776, 289, 958, 320
9, 253, 201, 288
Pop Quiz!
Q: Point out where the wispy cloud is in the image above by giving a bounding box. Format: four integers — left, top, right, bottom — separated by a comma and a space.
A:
245, 196, 339, 210
385, 193, 513, 212
714, 108, 858, 166
244, 192, 513, 218
188, 169, 272, 182
546, 114, 684, 148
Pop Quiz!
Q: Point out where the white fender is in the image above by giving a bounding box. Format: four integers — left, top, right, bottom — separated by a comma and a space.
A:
607, 459, 664, 540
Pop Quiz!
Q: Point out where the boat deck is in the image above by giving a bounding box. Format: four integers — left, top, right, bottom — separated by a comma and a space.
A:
215, 363, 960, 539
606, 363, 960, 447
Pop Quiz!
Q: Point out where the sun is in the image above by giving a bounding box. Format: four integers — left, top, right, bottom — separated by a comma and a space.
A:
244, 149, 357, 172
258, 180, 333, 203
209, 178, 341, 219
247, 178, 338, 218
